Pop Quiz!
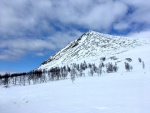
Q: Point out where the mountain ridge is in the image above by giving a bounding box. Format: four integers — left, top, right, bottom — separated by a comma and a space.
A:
38, 30, 149, 70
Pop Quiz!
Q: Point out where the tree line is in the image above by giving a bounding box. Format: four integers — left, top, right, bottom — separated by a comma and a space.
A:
0, 57, 145, 88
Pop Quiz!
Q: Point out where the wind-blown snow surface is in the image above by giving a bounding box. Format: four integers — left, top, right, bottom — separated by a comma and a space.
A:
0, 70, 150, 113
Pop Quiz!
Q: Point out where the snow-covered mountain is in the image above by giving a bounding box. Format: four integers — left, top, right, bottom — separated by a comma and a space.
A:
1, 31, 150, 113
38, 30, 149, 70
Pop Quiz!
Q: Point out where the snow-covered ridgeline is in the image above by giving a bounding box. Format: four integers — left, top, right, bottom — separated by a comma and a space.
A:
38, 30, 149, 70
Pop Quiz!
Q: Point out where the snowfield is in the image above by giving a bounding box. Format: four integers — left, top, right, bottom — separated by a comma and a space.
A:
0, 70, 150, 113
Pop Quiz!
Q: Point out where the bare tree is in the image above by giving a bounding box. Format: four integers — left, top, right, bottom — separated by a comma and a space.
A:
124, 62, 132, 71
142, 61, 145, 69
70, 68, 76, 83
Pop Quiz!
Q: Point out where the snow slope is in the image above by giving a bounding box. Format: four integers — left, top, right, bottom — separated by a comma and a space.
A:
38, 30, 149, 70
0, 70, 150, 113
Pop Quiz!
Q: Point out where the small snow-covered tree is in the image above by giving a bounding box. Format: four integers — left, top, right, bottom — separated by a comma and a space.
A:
113, 63, 118, 72
89, 68, 94, 76
3, 73, 10, 88
99, 62, 105, 75
70, 68, 76, 83
106, 63, 113, 73
142, 61, 145, 69
106, 62, 119, 73
138, 58, 142, 63
124, 62, 132, 71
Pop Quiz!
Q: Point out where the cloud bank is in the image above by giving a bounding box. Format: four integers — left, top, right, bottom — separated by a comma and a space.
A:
0, 0, 150, 61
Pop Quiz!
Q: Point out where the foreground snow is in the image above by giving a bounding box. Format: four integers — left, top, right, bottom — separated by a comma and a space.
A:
1, 70, 150, 113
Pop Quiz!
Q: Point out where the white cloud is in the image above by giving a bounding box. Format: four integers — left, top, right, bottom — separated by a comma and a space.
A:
48, 30, 83, 49
0, 30, 83, 61
0, 49, 25, 61
128, 30, 150, 39
122, 0, 150, 24
0, 0, 150, 34
114, 22, 129, 30
0, 0, 150, 61
52, 0, 128, 30
0, 0, 129, 35
35, 52, 45, 57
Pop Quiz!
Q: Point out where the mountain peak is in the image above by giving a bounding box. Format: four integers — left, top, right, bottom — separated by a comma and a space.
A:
86, 30, 97, 34
38, 31, 149, 70
85, 30, 103, 36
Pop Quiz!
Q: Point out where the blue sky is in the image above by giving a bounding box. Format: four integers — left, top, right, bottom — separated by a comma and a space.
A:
0, 0, 150, 74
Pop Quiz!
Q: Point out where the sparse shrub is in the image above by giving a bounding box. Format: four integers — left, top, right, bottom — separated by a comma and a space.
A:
88, 63, 92, 68
138, 58, 142, 63
126, 58, 132, 62
142, 61, 145, 69
106, 63, 113, 73
106, 62, 118, 73
110, 56, 118, 60
89, 68, 94, 76
113, 63, 118, 72
67, 66, 71, 72
98, 62, 105, 75
138, 58, 145, 69
100, 57, 106, 61
2, 73, 10, 87
124, 62, 132, 71
79, 68, 85, 77
70, 68, 76, 83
